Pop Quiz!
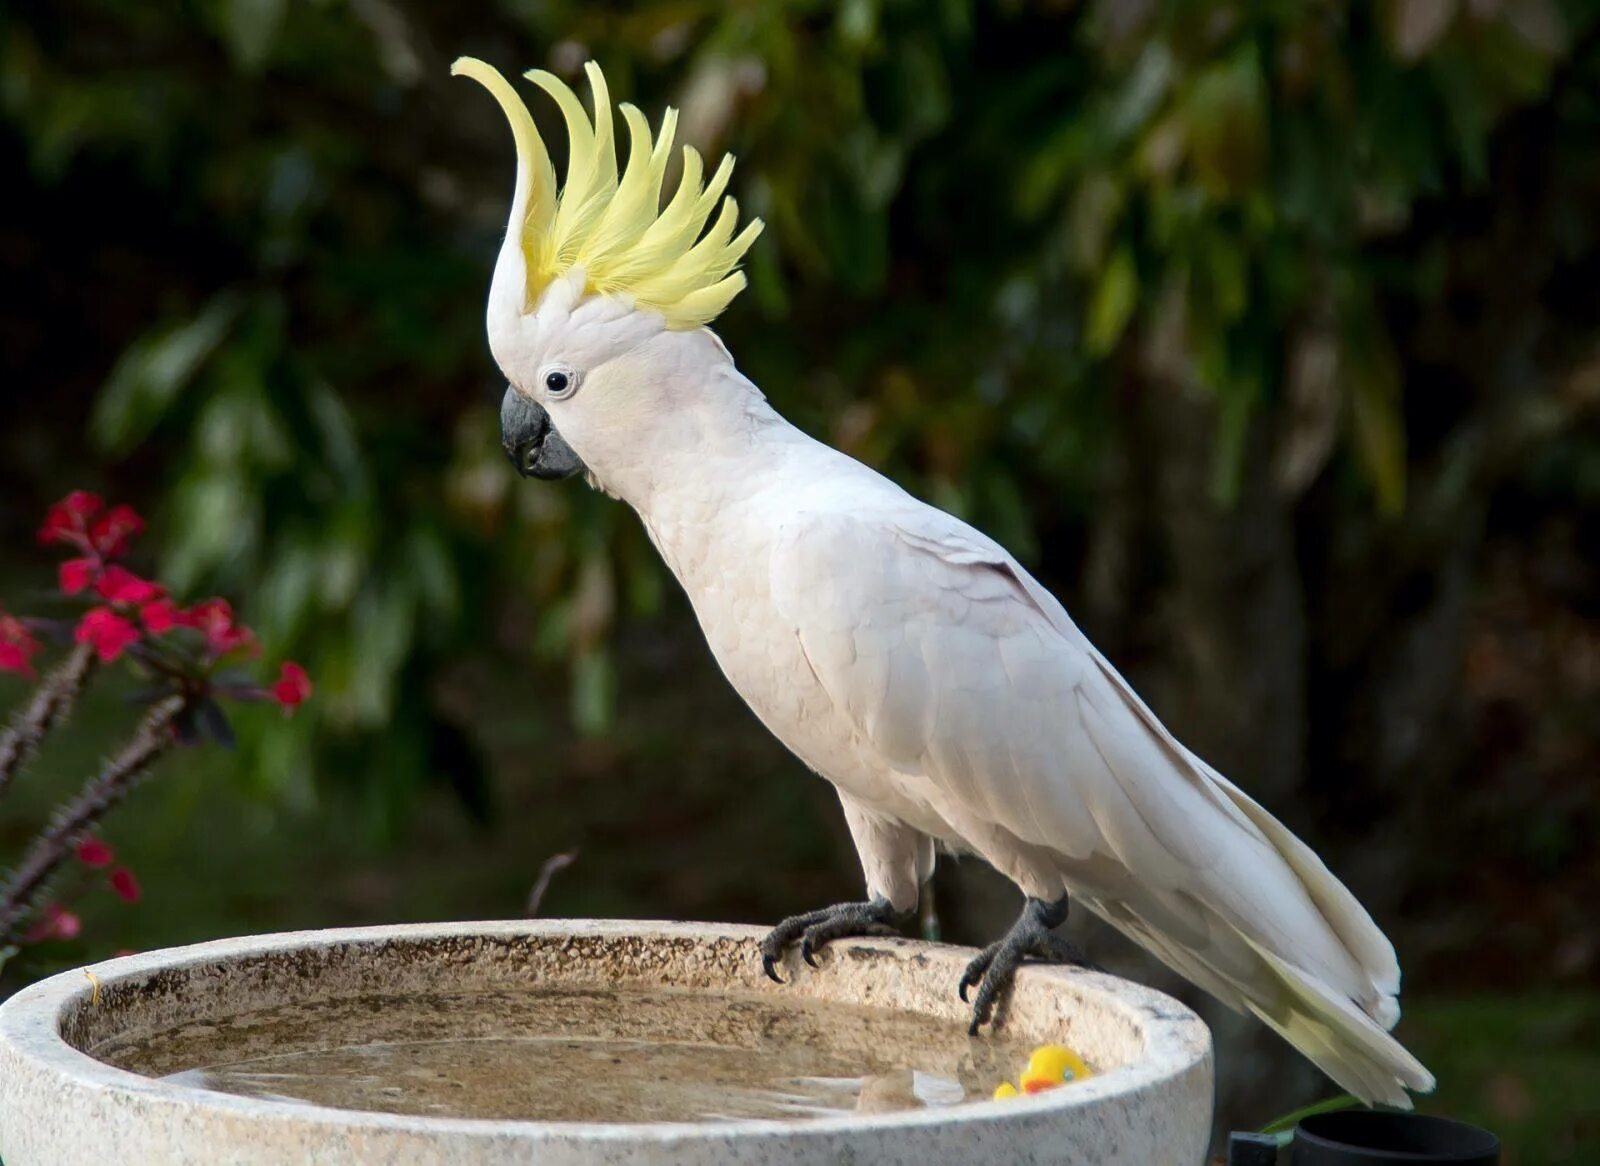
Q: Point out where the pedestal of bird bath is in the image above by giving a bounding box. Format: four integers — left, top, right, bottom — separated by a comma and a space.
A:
0, 920, 1212, 1164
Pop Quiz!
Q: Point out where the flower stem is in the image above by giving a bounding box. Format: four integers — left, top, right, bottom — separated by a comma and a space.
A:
0, 694, 184, 943
0, 642, 97, 799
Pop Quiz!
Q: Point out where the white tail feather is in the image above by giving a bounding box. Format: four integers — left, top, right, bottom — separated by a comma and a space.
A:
1065, 637, 1435, 1106
1242, 935, 1436, 1107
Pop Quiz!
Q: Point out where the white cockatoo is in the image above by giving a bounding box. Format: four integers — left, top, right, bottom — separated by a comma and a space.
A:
454, 58, 1434, 1108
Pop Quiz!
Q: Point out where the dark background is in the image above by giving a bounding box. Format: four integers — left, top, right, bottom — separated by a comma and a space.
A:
2, 2, 1597, 1159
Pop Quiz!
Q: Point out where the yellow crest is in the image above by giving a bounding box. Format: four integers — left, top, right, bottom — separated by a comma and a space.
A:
452, 57, 763, 330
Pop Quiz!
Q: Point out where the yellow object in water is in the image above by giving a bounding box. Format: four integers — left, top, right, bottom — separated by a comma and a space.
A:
991, 1043, 1092, 1100
1020, 1045, 1092, 1093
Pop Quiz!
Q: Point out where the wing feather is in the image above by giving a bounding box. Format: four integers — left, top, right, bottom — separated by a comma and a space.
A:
769, 503, 1430, 1104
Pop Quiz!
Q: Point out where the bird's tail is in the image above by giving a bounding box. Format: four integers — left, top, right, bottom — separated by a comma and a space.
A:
1212, 770, 1435, 1107
1239, 933, 1435, 1108
1139, 764, 1440, 1106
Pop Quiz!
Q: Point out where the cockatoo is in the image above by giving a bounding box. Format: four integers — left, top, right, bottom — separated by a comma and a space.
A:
454, 58, 1435, 1108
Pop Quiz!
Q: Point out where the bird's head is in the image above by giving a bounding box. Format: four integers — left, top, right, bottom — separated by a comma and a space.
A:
453, 58, 763, 489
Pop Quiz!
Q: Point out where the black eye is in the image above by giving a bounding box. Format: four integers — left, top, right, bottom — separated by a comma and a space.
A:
544, 371, 570, 394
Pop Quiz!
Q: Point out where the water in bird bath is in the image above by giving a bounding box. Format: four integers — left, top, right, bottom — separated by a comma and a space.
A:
91, 984, 1045, 1123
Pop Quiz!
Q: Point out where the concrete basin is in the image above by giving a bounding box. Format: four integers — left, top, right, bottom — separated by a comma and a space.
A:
0, 920, 1212, 1164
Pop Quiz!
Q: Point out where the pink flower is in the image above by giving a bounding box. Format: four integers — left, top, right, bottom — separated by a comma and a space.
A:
24, 904, 82, 943
89, 504, 145, 559
74, 607, 141, 662
140, 598, 187, 634
188, 598, 255, 657
0, 612, 41, 678
94, 565, 164, 606
59, 557, 98, 596
37, 491, 102, 546
39, 493, 146, 558
271, 662, 313, 712
108, 867, 142, 904
76, 837, 115, 869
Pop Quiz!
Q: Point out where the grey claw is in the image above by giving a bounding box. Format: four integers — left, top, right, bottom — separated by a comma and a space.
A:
958, 895, 1080, 1035
967, 949, 1015, 1032
958, 946, 995, 1003
758, 898, 904, 983
762, 955, 784, 984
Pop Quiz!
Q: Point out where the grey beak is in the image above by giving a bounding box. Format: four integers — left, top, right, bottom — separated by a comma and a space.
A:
501, 387, 585, 480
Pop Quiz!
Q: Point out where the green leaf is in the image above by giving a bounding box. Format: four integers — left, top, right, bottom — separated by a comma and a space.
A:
197, 379, 292, 471
90, 294, 241, 455
1085, 246, 1139, 357
1260, 1092, 1365, 1139
256, 539, 319, 642
1346, 323, 1408, 515
571, 647, 615, 738
1198, 231, 1249, 325
1068, 174, 1125, 272
306, 382, 367, 497
160, 467, 257, 593
835, 0, 879, 49
217, 0, 286, 72
341, 581, 416, 727
405, 527, 460, 628
1182, 46, 1268, 200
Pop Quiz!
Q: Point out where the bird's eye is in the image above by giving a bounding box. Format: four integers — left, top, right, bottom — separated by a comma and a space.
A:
545, 371, 570, 395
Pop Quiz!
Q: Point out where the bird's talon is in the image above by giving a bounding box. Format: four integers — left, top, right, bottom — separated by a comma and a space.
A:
762, 955, 784, 984
957, 895, 1079, 1034
758, 897, 905, 983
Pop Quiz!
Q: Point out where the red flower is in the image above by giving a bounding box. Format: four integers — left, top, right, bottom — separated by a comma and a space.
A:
188, 598, 255, 657
89, 504, 145, 558
77, 837, 115, 869
108, 867, 142, 904
37, 491, 102, 547
140, 598, 187, 634
75, 607, 141, 662
94, 565, 164, 606
58, 557, 98, 596
271, 661, 313, 712
0, 612, 41, 678
24, 904, 82, 943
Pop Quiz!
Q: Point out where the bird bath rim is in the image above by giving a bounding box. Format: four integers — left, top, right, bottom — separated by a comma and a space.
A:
0, 919, 1214, 1164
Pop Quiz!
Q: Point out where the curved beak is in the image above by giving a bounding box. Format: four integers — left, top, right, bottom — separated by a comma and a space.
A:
500, 387, 585, 480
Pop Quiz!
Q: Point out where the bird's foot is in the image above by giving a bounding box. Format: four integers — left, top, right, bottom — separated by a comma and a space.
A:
959, 895, 1092, 1035
760, 897, 907, 983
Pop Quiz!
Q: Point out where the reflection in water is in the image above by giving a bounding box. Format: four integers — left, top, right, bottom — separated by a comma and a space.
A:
94, 986, 1045, 1124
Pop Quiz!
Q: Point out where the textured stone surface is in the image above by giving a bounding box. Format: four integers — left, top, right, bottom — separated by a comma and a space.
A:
0, 920, 1213, 1164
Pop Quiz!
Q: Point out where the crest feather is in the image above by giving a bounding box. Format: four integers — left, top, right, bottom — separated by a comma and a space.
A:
452, 57, 763, 330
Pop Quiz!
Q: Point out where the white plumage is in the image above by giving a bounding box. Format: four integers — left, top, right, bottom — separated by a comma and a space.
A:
457, 58, 1435, 1109
659, 401, 1431, 1108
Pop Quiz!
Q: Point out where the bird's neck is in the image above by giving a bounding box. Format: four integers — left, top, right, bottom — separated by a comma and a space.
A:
607, 365, 815, 584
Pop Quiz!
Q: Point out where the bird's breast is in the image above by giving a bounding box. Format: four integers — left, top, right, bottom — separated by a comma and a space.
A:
647, 506, 883, 799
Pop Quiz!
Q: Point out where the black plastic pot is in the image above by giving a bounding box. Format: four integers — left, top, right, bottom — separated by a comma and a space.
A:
1291, 1112, 1499, 1164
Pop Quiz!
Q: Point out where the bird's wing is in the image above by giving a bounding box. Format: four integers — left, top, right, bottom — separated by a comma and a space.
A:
770, 505, 1257, 901
769, 503, 1432, 1105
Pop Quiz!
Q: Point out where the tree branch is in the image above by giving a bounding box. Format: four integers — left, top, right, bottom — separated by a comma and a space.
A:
0, 694, 184, 942
0, 643, 97, 799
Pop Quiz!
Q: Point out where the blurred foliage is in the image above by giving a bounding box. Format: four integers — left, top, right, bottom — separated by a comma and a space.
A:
1, 0, 1596, 837
1405, 994, 1600, 1163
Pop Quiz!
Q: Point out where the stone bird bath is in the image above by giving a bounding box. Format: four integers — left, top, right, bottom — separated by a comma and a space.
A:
0, 920, 1212, 1164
